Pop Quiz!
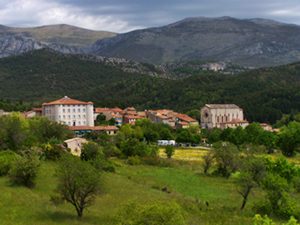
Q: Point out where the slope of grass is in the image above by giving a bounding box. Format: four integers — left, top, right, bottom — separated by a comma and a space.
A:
2, 153, 300, 225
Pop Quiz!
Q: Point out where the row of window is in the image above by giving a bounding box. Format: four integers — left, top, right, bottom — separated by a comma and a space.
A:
216, 114, 240, 123
59, 115, 86, 119
62, 121, 87, 126
62, 108, 86, 113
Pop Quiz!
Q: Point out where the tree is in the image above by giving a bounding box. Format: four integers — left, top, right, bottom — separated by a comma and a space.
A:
9, 153, 40, 188
278, 122, 300, 157
237, 157, 267, 210
29, 117, 70, 144
213, 142, 240, 178
0, 113, 28, 151
95, 113, 107, 125
56, 156, 102, 217
165, 145, 175, 159
207, 128, 222, 144
80, 142, 104, 161
120, 138, 158, 158
202, 151, 215, 175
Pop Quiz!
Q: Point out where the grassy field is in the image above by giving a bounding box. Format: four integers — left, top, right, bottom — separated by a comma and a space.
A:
0, 149, 299, 225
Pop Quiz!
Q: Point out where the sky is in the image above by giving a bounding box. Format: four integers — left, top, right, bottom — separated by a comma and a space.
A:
0, 0, 300, 33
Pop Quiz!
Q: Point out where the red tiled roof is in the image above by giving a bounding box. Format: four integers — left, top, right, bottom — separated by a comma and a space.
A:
68, 126, 118, 131
176, 113, 197, 123
124, 115, 144, 119
43, 96, 93, 106
95, 108, 110, 113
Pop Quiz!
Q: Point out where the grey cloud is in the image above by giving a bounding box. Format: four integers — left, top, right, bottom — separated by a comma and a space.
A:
2, 0, 300, 32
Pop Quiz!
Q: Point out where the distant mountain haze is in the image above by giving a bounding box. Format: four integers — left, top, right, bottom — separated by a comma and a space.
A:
1, 17, 300, 67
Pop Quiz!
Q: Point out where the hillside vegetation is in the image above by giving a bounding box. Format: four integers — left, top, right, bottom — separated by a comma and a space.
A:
0, 50, 300, 123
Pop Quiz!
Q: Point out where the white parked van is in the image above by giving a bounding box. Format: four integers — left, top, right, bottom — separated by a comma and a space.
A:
157, 140, 176, 146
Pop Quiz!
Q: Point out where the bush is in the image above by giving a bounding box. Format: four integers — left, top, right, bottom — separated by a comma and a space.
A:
42, 144, 65, 161
81, 142, 104, 161
0, 150, 20, 176
127, 156, 142, 165
102, 144, 121, 158
253, 214, 275, 225
9, 154, 40, 188
120, 138, 158, 158
165, 146, 175, 159
293, 176, 300, 193
117, 201, 186, 225
90, 155, 115, 172
142, 156, 174, 167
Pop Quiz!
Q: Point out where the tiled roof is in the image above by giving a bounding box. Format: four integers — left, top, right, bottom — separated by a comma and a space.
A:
176, 113, 197, 123
124, 115, 144, 119
95, 108, 110, 113
43, 96, 93, 106
68, 126, 118, 131
205, 104, 240, 109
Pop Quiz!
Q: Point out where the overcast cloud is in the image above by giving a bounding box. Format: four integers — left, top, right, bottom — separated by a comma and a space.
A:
1, 0, 300, 33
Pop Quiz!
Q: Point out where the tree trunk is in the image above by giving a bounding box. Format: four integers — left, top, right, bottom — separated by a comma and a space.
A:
75, 205, 83, 218
240, 187, 251, 210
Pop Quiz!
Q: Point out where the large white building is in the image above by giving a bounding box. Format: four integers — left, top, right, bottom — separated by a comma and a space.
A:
201, 104, 249, 129
42, 96, 94, 127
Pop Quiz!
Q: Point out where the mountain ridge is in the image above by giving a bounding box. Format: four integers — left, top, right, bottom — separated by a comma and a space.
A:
91, 16, 300, 67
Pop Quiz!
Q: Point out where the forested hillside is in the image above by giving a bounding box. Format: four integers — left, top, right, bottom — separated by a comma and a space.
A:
0, 49, 300, 123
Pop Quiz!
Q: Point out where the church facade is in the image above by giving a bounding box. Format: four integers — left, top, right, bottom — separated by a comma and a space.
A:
201, 104, 249, 129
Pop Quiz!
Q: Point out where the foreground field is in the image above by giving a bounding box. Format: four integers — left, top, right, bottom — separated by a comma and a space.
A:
1, 149, 300, 225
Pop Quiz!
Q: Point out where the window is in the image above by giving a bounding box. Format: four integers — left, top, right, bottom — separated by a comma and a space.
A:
73, 109, 75, 113
63, 115, 65, 119
78, 108, 81, 112
68, 109, 70, 113
83, 108, 86, 112
63, 109, 65, 113
78, 115, 81, 118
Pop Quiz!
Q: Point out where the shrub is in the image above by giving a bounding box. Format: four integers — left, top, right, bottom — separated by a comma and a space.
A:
42, 143, 64, 161
102, 144, 121, 158
9, 154, 40, 188
127, 156, 142, 165
90, 155, 115, 172
253, 214, 275, 225
81, 142, 104, 161
165, 146, 175, 159
293, 176, 300, 193
0, 150, 20, 176
120, 138, 158, 158
117, 201, 186, 225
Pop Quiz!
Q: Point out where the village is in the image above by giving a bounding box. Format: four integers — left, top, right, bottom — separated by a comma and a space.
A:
0, 96, 279, 156
1, 95, 277, 135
